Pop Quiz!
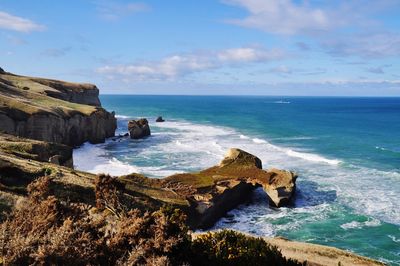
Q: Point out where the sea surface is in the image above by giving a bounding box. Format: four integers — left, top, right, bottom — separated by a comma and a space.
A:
74, 95, 400, 264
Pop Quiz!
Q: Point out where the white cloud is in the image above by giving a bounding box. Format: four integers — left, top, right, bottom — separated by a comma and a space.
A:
217, 47, 282, 62
221, 1, 400, 58
95, 1, 150, 21
97, 46, 285, 80
222, 0, 340, 35
0, 11, 45, 32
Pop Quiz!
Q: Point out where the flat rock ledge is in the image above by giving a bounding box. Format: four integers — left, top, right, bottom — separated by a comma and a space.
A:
160, 148, 297, 229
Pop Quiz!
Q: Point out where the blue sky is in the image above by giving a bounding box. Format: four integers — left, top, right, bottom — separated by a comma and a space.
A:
1, 0, 400, 95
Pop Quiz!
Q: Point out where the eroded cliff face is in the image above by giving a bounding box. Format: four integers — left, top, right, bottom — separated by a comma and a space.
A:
0, 68, 116, 146
0, 110, 116, 147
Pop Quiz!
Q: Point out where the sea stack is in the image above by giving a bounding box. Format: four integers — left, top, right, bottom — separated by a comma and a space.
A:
128, 118, 151, 139
156, 116, 165, 122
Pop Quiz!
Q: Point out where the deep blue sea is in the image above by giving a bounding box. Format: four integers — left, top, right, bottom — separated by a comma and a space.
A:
74, 95, 400, 264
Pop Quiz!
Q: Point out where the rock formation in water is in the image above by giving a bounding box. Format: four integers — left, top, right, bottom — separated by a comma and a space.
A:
0, 68, 116, 147
128, 118, 151, 139
156, 116, 165, 122
167, 148, 297, 228
121, 148, 297, 229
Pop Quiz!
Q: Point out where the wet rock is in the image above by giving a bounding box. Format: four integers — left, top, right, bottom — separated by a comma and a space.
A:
156, 116, 165, 122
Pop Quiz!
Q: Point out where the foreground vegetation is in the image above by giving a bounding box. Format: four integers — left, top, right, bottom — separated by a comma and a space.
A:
0, 174, 301, 266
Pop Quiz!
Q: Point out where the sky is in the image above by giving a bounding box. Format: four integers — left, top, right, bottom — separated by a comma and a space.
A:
1, 0, 400, 96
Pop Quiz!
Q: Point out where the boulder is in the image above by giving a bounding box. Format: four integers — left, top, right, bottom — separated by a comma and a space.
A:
156, 116, 165, 122
0, 67, 4, 73
128, 118, 151, 139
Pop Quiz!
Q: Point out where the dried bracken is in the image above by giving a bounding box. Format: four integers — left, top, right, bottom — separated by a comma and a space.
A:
0, 175, 301, 266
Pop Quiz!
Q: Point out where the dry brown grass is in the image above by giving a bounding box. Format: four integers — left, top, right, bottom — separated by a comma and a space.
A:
0, 175, 191, 265
0, 175, 303, 266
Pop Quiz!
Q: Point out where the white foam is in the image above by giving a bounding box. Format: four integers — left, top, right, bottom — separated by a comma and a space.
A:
340, 219, 381, 230
92, 158, 139, 176
388, 235, 400, 243
73, 142, 139, 176
253, 138, 267, 144
285, 149, 341, 165
273, 100, 291, 104
115, 115, 130, 119
273, 136, 314, 141
239, 134, 249, 139
213, 189, 334, 236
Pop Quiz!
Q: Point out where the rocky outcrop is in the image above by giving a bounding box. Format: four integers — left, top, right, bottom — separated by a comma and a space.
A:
0, 70, 116, 147
218, 148, 297, 207
160, 148, 297, 229
220, 148, 262, 168
156, 116, 165, 122
262, 168, 297, 207
128, 118, 151, 139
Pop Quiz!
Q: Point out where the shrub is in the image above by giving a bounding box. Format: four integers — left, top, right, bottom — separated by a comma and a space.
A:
42, 167, 52, 176
94, 173, 125, 213
0, 175, 192, 265
190, 230, 303, 266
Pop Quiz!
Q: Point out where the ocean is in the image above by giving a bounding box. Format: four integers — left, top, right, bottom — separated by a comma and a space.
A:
74, 95, 400, 264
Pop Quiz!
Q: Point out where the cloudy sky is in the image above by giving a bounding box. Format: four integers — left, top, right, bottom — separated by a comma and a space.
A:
1, 0, 400, 95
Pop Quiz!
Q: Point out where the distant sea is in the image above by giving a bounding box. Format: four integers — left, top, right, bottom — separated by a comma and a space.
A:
74, 95, 400, 264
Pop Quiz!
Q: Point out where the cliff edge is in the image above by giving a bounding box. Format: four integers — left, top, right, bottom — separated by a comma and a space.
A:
0, 68, 116, 146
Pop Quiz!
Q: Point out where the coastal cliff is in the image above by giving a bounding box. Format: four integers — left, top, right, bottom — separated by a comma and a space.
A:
0, 68, 116, 146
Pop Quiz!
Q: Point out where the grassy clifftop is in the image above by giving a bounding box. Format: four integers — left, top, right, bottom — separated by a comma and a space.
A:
0, 68, 116, 146
0, 71, 98, 119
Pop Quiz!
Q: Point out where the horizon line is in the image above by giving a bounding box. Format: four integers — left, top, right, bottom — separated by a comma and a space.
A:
99, 94, 400, 98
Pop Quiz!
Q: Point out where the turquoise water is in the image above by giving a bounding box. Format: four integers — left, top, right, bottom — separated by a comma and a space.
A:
74, 96, 400, 264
